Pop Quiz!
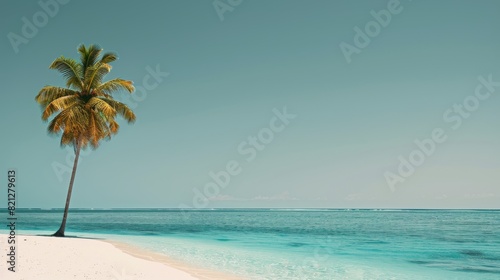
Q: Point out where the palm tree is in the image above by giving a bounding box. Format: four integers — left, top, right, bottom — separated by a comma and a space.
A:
35, 44, 136, 237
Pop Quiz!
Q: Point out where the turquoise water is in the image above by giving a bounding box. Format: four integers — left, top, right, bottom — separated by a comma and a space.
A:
2, 209, 499, 279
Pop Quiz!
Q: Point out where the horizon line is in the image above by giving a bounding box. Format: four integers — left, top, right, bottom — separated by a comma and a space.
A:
7, 207, 500, 211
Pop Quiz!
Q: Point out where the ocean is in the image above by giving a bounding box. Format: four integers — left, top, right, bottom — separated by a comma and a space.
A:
2, 209, 499, 279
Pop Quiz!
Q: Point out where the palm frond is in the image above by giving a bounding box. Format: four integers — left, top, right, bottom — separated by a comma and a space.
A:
100, 52, 118, 64
108, 119, 120, 134
48, 108, 70, 134
60, 130, 75, 146
84, 63, 111, 92
95, 78, 134, 96
36, 86, 77, 107
87, 97, 117, 117
79, 44, 102, 75
87, 111, 102, 147
97, 97, 136, 123
42, 95, 80, 120
49, 57, 83, 90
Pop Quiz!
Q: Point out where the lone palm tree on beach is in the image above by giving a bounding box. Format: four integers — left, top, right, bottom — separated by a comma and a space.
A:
35, 44, 136, 237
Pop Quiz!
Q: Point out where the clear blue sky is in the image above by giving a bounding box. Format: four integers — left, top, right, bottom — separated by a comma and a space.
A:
1, 0, 499, 209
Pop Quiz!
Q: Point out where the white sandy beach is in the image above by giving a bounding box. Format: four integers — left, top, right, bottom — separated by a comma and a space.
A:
0, 234, 242, 280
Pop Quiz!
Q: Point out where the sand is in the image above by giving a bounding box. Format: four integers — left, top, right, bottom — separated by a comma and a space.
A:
0, 234, 243, 280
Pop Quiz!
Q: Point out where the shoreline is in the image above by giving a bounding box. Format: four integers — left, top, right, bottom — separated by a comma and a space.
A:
105, 238, 245, 280
0, 234, 244, 280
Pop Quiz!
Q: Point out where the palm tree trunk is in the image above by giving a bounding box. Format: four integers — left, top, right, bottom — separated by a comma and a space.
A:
53, 142, 81, 237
